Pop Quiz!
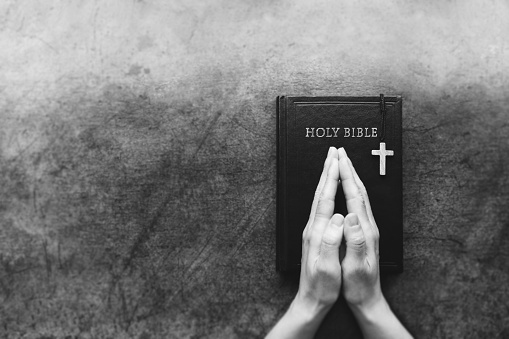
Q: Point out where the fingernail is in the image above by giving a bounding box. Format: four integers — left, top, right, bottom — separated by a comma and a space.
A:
338, 147, 347, 157
345, 213, 359, 227
327, 146, 335, 157
331, 214, 344, 227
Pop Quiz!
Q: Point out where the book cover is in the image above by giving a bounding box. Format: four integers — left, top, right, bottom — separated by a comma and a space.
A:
277, 95, 403, 273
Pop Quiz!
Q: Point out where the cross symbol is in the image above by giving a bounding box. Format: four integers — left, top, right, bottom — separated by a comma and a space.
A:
371, 142, 394, 175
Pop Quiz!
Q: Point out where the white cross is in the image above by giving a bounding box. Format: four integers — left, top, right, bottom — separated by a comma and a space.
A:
371, 142, 394, 175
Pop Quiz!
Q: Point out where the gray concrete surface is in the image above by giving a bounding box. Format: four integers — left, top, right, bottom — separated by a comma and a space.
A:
1, 0, 509, 338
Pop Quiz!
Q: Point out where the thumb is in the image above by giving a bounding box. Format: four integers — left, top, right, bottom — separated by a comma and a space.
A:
343, 213, 366, 262
320, 214, 344, 262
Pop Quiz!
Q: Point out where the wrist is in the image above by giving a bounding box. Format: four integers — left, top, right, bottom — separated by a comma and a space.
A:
289, 294, 331, 329
348, 294, 390, 324
265, 297, 331, 339
347, 295, 414, 339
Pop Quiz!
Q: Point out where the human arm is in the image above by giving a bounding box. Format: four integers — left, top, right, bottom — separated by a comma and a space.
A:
266, 147, 344, 339
337, 147, 413, 339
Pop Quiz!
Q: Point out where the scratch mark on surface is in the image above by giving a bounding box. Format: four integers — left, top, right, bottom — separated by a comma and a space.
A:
191, 110, 222, 160
122, 111, 222, 270
164, 185, 272, 305
230, 115, 267, 139
229, 196, 273, 258
406, 235, 464, 247
32, 36, 58, 54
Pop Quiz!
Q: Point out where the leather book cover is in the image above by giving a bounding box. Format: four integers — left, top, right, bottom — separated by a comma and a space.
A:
277, 95, 403, 273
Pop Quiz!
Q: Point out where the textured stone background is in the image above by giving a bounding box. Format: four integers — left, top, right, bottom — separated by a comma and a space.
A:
1, 1, 509, 338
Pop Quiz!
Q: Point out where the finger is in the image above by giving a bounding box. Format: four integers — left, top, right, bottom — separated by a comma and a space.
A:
344, 153, 380, 255
343, 213, 366, 263
345, 156, 376, 227
303, 147, 337, 262
309, 157, 341, 257
320, 214, 344, 263
337, 148, 372, 239
314, 156, 340, 223
308, 147, 338, 224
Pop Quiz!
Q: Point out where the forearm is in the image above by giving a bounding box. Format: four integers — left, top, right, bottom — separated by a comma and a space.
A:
265, 297, 330, 339
349, 297, 413, 339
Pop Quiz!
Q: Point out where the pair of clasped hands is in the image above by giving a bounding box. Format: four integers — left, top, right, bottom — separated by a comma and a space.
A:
266, 148, 412, 339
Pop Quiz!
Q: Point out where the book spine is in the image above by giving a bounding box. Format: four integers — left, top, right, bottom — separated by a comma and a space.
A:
276, 96, 287, 272
396, 96, 403, 273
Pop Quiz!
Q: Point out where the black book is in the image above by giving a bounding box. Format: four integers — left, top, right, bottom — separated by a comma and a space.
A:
277, 95, 403, 273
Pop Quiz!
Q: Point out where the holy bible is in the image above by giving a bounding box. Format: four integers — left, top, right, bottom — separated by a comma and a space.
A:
276, 95, 403, 273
